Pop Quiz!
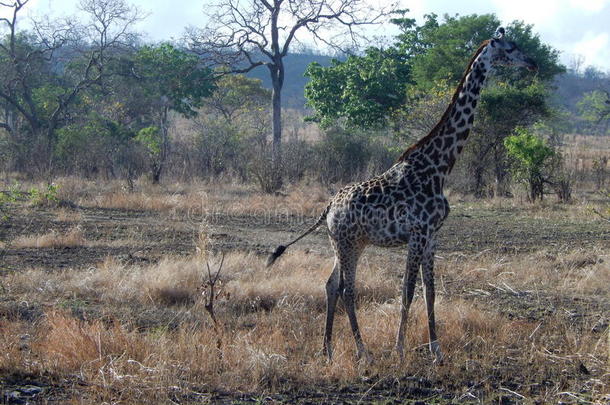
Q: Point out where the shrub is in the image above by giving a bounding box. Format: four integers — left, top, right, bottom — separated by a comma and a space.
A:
504, 127, 555, 201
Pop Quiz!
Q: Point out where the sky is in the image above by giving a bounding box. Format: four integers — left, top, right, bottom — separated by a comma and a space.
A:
4, 0, 610, 71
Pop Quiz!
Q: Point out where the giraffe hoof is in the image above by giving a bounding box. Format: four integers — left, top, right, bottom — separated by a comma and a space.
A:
322, 346, 333, 362
394, 344, 405, 362
430, 341, 444, 365
356, 349, 373, 365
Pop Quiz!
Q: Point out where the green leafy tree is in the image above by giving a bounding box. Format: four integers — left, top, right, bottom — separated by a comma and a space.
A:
134, 126, 163, 179
203, 74, 271, 122
305, 47, 411, 129
406, 14, 563, 89
305, 13, 562, 130
0, 0, 143, 175
577, 90, 610, 134
468, 81, 550, 195
504, 128, 555, 201
55, 116, 135, 178
131, 43, 215, 183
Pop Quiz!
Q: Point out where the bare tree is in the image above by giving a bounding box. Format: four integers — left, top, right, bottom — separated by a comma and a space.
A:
189, 0, 392, 191
0, 0, 143, 174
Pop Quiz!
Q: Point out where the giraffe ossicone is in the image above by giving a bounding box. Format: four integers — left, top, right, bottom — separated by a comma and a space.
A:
267, 28, 537, 363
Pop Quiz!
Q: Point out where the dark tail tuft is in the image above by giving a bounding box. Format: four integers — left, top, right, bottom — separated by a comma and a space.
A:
266, 245, 287, 267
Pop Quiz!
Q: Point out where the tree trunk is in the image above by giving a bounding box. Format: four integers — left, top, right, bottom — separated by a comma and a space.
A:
269, 62, 284, 192
152, 105, 170, 185
472, 164, 486, 198
493, 145, 510, 197
271, 82, 282, 186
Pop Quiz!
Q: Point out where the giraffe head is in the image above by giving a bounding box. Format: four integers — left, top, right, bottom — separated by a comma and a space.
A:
488, 27, 538, 71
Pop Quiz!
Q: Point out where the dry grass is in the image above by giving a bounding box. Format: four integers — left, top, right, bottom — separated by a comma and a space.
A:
1, 247, 607, 403
11, 226, 86, 248
562, 134, 610, 171
54, 179, 331, 218
440, 246, 610, 295
4, 169, 608, 224
54, 207, 83, 222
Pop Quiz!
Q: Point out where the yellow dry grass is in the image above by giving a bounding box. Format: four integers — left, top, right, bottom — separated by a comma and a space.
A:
440, 246, 610, 295
2, 247, 607, 402
11, 226, 86, 248
561, 134, 610, 171
54, 207, 83, 222
58, 180, 331, 218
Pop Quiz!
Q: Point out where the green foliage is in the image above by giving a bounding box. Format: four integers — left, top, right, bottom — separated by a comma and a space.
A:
312, 127, 397, 183
304, 11, 563, 132
134, 43, 216, 117
504, 127, 555, 200
135, 126, 163, 158
194, 74, 271, 182
480, 81, 550, 125
397, 79, 453, 139
55, 116, 135, 176
408, 13, 499, 88
0, 182, 25, 222
304, 47, 411, 128
407, 14, 563, 89
504, 128, 554, 177
27, 183, 60, 206
577, 90, 610, 131
31, 84, 65, 117
207, 74, 270, 119
0, 182, 59, 223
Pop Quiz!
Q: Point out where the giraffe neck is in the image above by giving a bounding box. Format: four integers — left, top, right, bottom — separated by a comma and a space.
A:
398, 43, 492, 178
437, 49, 490, 174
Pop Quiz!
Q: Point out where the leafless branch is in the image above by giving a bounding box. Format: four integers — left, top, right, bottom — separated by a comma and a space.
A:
189, 0, 392, 71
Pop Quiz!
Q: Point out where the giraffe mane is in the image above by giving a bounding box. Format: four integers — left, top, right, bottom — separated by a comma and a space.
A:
397, 40, 491, 162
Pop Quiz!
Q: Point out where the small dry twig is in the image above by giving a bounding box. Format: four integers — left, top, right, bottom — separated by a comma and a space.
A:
202, 252, 225, 326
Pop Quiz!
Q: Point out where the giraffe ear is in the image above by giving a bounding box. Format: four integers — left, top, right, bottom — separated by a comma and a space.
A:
494, 27, 505, 39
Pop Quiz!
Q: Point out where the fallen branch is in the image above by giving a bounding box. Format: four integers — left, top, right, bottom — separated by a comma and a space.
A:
500, 387, 526, 400
590, 208, 610, 223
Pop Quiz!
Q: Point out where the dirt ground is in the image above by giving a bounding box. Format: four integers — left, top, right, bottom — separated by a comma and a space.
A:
2, 202, 608, 272
0, 201, 609, 404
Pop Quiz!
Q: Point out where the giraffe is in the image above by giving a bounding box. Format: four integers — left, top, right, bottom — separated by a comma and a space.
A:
267, 28, 537, 363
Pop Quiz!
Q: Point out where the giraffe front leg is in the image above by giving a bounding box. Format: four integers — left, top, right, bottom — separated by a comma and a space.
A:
422, 243, 444, 365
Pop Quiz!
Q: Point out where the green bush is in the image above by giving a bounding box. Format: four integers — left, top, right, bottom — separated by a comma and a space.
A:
504, 127, 555, 201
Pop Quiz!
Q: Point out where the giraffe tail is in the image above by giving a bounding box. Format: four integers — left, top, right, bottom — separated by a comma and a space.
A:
266, 203, 331, 267
266, 245, 287, 267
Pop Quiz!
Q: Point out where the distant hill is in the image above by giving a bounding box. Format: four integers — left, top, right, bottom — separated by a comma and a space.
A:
246, 52, 337, 109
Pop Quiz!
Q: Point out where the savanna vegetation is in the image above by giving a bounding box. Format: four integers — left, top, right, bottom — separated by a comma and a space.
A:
0, 1, 608, 404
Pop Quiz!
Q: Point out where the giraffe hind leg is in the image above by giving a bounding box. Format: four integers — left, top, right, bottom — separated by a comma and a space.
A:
323, 259, 341, 360
395, 235, 424, 360
324, 241, 367, 361
395, 259, 419, 360
338, 245, 368, 361
422, 242, 444, 365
